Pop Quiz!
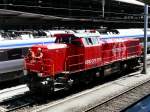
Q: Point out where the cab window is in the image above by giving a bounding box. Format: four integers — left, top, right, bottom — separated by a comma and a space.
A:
0, 50, 8, 61
91, 37, 99, 44
56, 35, 77, 44
86, 38, 93, 45
56, 37, 71, 43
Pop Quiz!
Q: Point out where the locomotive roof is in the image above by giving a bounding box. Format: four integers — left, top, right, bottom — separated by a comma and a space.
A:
99, 38, 125, 44
74, 32, 100, 38
54, 33, 100, 39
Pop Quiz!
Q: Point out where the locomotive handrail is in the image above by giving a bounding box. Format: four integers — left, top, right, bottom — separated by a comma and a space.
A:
101, 44, 141, 64
65, 53, 85, 72
41, 59, 55, 77
67, 54, 84, 58
42, 64, 54, 77
126, 45, 140, 48
25, 57, 55, 77
68, 62, 85, 67
65, 44, 141, 71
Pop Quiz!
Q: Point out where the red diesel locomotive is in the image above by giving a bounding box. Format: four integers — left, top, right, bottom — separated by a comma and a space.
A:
24, 33, 142, 93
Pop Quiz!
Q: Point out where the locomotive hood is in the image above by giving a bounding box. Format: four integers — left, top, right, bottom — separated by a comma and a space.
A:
25, 43, 68, 77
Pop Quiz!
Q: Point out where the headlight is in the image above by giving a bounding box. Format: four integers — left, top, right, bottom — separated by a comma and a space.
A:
23, 70, 28, 76
37, 73, 43, 77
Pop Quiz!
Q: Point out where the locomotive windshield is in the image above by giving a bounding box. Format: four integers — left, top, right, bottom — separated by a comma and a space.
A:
55, 35, 77, 43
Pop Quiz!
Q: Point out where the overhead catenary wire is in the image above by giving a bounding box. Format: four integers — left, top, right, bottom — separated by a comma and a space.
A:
0, 3, 144, 17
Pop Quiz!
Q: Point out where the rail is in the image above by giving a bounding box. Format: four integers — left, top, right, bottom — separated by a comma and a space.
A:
1, 57, 150, 112
32, 63, 150, 112
83, 76, 150, 112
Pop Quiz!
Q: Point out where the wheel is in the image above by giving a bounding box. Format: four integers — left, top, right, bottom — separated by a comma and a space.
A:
27, 83, 40, 94
81, 71, 94, 85
63, 78, 74, 91
27, 82, 54, 95
47, 82, 54, 95
120, 63, 128, 75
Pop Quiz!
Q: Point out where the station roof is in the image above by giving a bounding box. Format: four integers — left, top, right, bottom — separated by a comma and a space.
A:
0, 1, 146, 29
114, 0, 144, 6
138, 0, 150, 5
0, 9, 94, 22
115, 0, 150, 5
0, 9, 62, 20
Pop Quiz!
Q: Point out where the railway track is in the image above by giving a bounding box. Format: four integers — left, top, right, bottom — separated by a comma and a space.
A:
81, 61, 150, 112
0, 72, 148, 112
31, 70, 150, 112
0, 58, 150, 112
0, 71, 147, 112
0, 85, 30, 112
0, 89, 48, 112
83, 76, 150, 112
0, 85, 28, 102
0, 94, 32, 112
82, 58, 150, 112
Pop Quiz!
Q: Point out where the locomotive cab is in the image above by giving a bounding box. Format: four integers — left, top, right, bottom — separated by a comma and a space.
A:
24, 33, 85, 93
54, 34, 85, 72
55, 34, 83, 47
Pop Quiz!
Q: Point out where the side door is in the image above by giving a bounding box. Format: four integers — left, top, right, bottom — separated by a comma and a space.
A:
67, 38, 85, 72
84, 37, 102, 69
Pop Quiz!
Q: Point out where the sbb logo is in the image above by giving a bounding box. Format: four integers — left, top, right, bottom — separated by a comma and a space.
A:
112, 42, 126, 57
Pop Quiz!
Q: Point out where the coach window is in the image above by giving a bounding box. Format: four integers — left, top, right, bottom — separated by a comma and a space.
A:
7, 48, 22, 60
22, 48, 29, 57
0, 50, 8, 61
34, 31, 47, 38
139, 38, 144, 43
148, 37, 150, 42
